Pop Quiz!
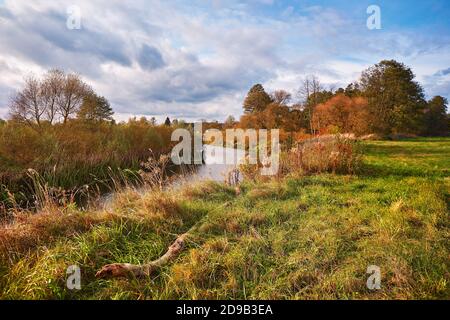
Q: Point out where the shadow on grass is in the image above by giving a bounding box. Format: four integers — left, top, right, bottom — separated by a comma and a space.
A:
363, 142, 449, 157
357, 162, 448, 179
360, 140, 449, 178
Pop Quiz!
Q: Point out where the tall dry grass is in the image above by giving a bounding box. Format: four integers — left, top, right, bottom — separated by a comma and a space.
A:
240, 135, 362, 182
288, 135, 362, 174
0, 118, 178, 213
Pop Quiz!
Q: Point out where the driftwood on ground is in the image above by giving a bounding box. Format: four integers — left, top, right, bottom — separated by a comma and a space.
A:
95, 201, 233, 279
95, 233, 187, 279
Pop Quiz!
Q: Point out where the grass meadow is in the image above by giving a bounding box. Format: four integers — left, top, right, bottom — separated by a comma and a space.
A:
0, 138, 448, 299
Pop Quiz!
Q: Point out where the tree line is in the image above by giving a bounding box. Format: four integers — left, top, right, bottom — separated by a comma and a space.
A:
3, 60, 448, 137
239, 60, 449, 137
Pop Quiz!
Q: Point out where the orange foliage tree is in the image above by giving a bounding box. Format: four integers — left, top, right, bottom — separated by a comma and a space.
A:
312, 94, 370, 136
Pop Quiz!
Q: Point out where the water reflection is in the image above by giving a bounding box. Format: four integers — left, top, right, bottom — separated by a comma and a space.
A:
181, 145, 245, 184
102, 145, 245, 208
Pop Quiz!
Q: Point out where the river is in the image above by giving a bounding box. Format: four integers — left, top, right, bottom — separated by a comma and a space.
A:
186, 144, 246, 183
101, 145, 246, 208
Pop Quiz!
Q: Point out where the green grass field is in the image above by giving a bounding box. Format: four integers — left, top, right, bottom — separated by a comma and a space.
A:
1, 138, 449, 299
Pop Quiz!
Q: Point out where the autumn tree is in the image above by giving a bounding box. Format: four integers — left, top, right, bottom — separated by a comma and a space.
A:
240, 101, 291, 130
240, 88, 295, 130
312, 94, 370, 135
243, 84, 272, 113
261, 102, 290, 129
77, 93, 114, 122
58, 73, 91, 124
359, 60, 426, 135
424, 96, 449, 136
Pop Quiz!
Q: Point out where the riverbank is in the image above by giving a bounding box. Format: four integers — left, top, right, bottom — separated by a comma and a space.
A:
0, 119, 176, 214
0, 138, 449, 299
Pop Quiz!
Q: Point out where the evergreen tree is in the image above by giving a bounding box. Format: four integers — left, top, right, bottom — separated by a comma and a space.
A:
243, 84, 272, 113
424, 96, 449, 136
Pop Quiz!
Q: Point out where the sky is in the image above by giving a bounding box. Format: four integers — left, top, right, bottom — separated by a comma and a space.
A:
0, 0, 449, 123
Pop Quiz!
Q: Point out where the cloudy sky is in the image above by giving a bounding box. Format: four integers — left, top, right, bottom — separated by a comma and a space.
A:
0, 0, 449, 122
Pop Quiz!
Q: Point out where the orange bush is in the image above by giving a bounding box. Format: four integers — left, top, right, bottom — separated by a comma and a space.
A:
312, 94, 370, 136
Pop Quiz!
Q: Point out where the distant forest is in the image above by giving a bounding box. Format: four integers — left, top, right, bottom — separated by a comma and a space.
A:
234, 59, 449, 138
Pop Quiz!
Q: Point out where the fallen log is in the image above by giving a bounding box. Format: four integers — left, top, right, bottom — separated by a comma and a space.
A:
95, 201, 232, 279
95, 233, 187, 279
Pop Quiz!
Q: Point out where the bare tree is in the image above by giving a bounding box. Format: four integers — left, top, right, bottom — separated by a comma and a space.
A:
9, 70, 92, 127
9, 75, 45, 128
57, 73, 91, 124
297, 75, 322, 135
271, 90, 292, 106
41, 69, 64, 124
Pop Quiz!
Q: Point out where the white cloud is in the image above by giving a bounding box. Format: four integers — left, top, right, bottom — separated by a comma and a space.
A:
0, 0, 449, 120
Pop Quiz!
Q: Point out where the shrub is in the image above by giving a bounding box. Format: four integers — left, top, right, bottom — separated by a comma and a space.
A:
290, 135, 362, 174
239, 135, 362, 181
